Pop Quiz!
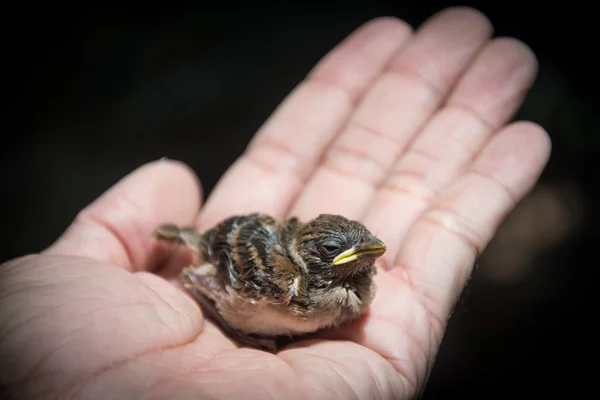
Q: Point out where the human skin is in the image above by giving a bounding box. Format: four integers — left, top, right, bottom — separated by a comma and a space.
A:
0, 7, 551, 400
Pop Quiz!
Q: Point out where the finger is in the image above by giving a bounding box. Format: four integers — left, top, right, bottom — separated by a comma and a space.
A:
197, 17, 413, 229
382, 123, 550, 367
392, 122, 551, 310
327, 123, 551, 389
44, 159, 202, 272
289, 7, 493, 220
365, 38, 538, 267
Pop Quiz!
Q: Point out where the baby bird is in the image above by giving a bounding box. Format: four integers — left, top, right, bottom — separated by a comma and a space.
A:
153, 213, 386, 352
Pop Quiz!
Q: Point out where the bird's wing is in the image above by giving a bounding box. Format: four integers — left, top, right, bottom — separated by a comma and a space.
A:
204, 214, 307, 305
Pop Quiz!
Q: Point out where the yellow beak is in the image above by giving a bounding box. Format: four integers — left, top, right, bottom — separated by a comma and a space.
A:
332, 237, 386, 265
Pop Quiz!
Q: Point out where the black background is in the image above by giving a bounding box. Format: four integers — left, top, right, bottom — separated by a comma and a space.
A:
3, 1, 596, 397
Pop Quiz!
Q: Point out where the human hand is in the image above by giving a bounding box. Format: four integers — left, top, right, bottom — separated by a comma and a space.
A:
0, 7, 550, 399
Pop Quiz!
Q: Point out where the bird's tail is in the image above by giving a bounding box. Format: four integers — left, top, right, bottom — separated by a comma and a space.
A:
152, 223, 207, 254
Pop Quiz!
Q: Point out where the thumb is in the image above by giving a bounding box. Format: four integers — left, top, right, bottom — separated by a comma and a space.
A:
44, 159, 202, 272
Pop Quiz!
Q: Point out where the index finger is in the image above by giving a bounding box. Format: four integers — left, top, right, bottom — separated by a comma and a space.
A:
197, 18, 413, 229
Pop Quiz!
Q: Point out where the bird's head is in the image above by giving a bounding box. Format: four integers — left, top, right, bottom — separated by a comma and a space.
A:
293, 214, 386, 281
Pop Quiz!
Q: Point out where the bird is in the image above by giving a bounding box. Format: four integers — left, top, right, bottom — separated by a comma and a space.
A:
153, 213, 386, 352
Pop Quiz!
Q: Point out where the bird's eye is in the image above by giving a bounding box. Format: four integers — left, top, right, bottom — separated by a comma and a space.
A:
322, 241, 340, 253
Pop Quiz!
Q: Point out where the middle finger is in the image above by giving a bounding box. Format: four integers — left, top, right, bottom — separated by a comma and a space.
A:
289, 7, 493, 220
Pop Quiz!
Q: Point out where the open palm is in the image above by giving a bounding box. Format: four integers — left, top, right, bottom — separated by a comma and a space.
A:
0, 8, 550, 399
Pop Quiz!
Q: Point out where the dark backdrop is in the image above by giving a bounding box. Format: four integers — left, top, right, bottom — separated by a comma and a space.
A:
4, 1, 596, 397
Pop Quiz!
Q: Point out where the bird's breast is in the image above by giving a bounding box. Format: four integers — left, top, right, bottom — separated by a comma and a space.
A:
217, 295, 346, 336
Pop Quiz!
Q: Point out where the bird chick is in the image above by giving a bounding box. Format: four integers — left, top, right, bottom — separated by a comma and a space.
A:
153, 213, 386, 352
